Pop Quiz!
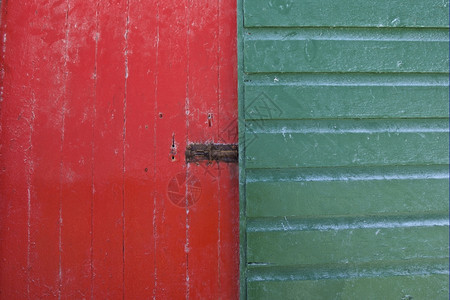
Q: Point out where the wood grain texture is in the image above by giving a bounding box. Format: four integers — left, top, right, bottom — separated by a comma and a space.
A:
245, 119, 449, 169
244, 0, 450, 28
245, 75, 449, 119
247, 274, 449, 300
246, 166, 449, 218
244, 29, 449, 73
247, 222, 448, 265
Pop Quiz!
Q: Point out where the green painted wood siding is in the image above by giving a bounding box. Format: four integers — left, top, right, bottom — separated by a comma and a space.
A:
237, 1, 450, 299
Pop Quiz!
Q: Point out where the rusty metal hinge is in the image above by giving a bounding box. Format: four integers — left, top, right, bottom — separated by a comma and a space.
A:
185, 143, 238, 163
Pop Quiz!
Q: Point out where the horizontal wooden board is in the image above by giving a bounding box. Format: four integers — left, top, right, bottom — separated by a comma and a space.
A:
244, 30, 449, 73
247, 223, 448, 265
247, 274, 449, 300
245, 119, 449, 169
246, 166, 449, 217
244, 83, 449, 119
247, 258, 449, 281
243, 0, 450, 28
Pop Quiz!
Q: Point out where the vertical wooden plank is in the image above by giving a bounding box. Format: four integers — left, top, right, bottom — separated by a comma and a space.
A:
217, 0, 240, 298
0, 1, 34, 298
60, 1, 96, 298
123, 0, 157, 298
154, 0, 188, 298
236, 0, 247, 297
186, 0, 221, 298
92, 0, 126, 298
27, 1, 68, 297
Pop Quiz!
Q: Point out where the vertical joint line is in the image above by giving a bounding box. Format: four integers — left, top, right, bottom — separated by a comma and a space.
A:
91, 1, 100, 299
122, 1, 130, 299
216, 0, 222, 295
152, 2, 160, 299
59, 1, 70, 298
184, 0, 191, 299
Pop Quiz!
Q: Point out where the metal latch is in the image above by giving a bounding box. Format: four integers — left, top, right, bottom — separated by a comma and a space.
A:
185, 143, 238, 163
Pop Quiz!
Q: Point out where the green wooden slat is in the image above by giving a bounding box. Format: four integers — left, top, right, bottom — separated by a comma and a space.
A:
247, 259, 449, 281
244, 0, 450, 28
246, 168, 449, 217
244, 38, 449, 73
237, 0, 248, 296
245, 84, 449, 119
247, 224, 448, 266
247, 274, 449, 300
245, 119, 449, 169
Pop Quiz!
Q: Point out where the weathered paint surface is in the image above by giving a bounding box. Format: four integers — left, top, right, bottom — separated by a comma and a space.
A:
0, 0, 238, 299
243, 0, 450, 28
238, 0, 450, 299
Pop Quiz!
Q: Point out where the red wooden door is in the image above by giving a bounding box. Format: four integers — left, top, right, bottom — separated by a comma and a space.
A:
0, 1, 239, 299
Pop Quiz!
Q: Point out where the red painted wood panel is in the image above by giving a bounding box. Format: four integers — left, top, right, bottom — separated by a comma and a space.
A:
154, 1, 190, 298
123, 0, 158, 298
27, 1, 66, 297
0, 0, 238, 299
0, 2, 32, 298
92, 1, 126, 298
60, 1, 96, 298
